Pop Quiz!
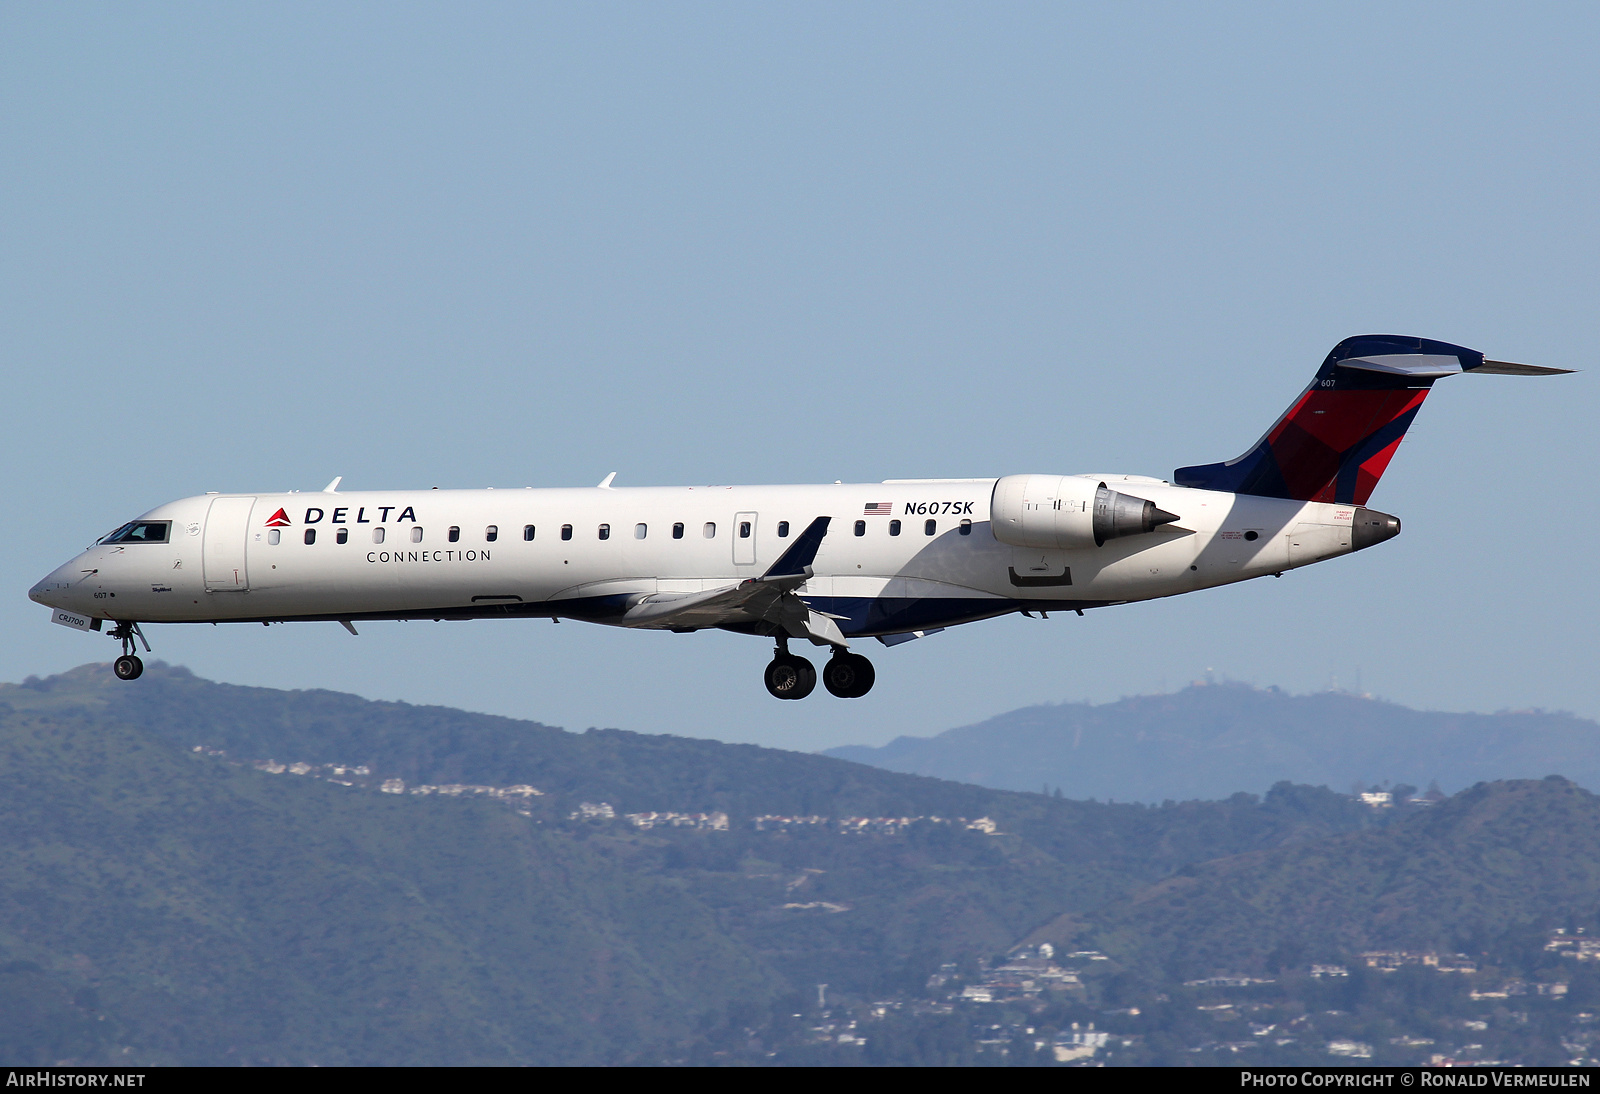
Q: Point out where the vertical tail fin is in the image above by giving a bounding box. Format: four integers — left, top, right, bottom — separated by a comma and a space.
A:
1173, 335, 1564, 504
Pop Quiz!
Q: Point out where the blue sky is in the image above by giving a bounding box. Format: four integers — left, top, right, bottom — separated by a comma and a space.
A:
3, 3, 1596, 752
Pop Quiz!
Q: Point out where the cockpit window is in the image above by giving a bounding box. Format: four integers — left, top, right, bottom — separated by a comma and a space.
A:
100, 521, 171, 544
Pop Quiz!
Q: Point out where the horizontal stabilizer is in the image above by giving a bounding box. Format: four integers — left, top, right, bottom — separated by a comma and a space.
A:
1338, 354, 1462, 378
1472, 359, 1576, 376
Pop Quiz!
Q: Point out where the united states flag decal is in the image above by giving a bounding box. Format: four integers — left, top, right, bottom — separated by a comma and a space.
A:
863, 502, 893, 516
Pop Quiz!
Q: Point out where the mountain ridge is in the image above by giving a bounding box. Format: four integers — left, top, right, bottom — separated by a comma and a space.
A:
825, 682, 1600, 802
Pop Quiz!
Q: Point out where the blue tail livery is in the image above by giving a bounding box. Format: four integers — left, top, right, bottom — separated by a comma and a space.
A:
1173, 335, 1572, 504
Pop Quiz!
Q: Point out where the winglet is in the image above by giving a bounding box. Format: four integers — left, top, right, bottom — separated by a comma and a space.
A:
762, 516, 831, 581
323, 476, 343, 493
597, 472, 617, 489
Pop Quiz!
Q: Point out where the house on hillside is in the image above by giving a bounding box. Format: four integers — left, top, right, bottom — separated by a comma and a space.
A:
1054, 1024, 1109, 1062
1361, 951, 1476, 973
1546, 930, 1600, 961
1328, 1040, 1373, 1058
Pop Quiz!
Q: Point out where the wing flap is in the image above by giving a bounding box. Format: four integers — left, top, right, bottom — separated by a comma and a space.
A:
623, 581, 781, 629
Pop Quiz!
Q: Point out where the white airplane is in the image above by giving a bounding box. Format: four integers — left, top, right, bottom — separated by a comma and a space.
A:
31, 336, 1570, 699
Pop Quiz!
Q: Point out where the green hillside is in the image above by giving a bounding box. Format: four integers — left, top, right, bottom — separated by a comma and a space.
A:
1084, 776, 1600, 982
0, 690, 776, 1065
0, 662, 1386, 1065
5, 663, 1594, 1065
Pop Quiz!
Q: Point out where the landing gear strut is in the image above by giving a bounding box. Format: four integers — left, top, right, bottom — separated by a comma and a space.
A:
763, 637, 816, 700
108, 621, 149, 681
822, 650, 876, 698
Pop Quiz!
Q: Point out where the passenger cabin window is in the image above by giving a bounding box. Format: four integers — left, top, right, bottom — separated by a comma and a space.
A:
268, 529, 280, 545
486, 525, 498, 542
523, 525, 535, 541
703, 522, 716, 539
924, 519, 936, 536
777, 521, 790, 537
410, 527, 423, 543
372, 527, 385, 544
448, 526, 460, 542
889, 519, 901, 536
336, 528, 348, 544
101, 520, 171, 544
304, 528, 316, 545
635, 523, 647, 539
854, 520, 866, 536
672, 523, 685, 539
561, 524, 573, 541
739, 521, 752, 539
598, 524, 610, 540
959, 519, 972, 536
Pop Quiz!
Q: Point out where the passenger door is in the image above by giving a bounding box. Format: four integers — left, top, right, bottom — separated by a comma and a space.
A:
203, 496, 256, 591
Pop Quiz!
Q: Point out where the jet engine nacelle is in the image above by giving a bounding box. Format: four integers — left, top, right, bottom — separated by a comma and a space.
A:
990, 474, 1179, 550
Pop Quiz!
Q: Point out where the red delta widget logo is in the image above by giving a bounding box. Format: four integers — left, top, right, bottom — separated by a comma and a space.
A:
264, 509, 292, 528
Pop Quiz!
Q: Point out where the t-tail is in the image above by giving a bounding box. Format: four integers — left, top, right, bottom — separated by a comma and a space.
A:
1174, 335, 1573, 504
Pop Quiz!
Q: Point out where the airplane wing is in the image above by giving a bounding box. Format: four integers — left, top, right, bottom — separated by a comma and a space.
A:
619, 517, 847, 646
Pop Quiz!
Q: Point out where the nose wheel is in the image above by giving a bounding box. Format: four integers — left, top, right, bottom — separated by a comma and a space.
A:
822, 651, 876, 698
107, 621, 150, 682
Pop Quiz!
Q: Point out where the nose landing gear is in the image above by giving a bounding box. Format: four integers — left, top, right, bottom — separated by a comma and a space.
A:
108, 621, 150, 681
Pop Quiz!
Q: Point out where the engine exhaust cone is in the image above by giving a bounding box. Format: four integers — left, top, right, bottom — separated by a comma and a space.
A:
1351, 507, 1401, 552
1094, 485, 1179, 546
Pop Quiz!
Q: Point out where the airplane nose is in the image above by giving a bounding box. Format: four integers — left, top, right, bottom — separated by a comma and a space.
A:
29, 566, 75, 607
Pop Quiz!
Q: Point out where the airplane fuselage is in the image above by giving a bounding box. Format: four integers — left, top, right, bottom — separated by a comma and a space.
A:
30, 476, 1377, 638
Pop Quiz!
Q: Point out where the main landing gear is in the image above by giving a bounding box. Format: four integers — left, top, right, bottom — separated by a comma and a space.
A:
108, 621, 149, 681
764, 649, 815, 700
822, 649, 875, 699
763, 640, 875, 700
